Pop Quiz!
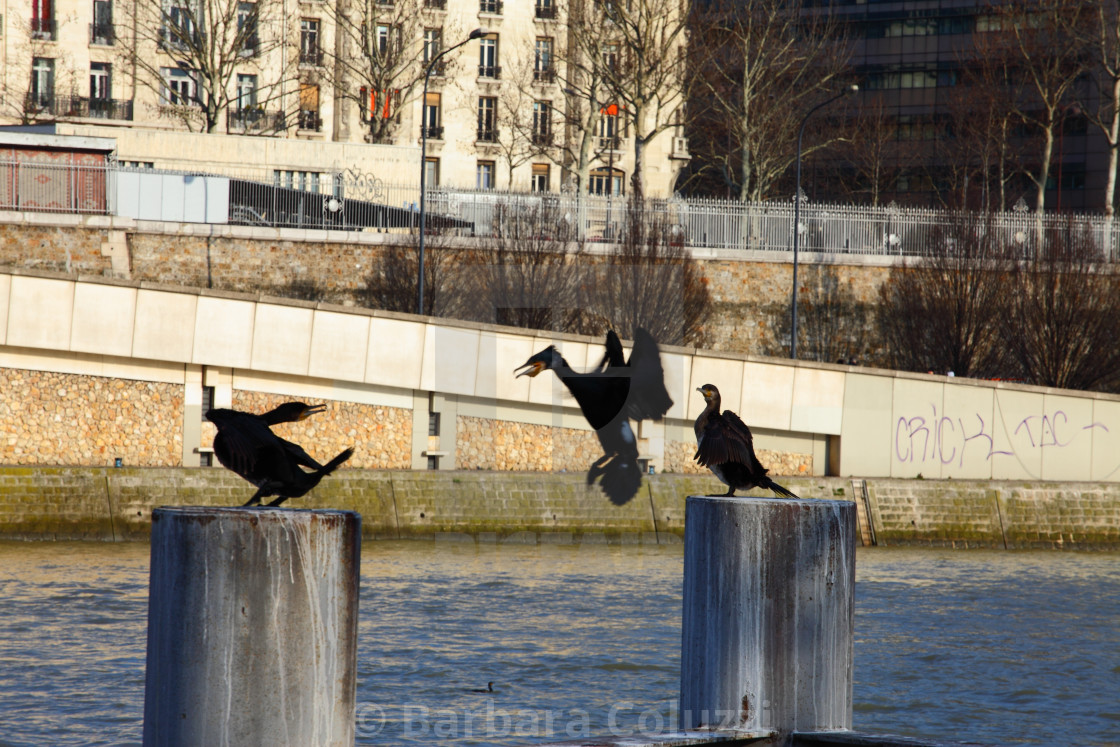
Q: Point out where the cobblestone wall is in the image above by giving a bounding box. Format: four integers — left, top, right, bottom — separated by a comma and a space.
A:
456, 415, 606, 472
0, 368, 182, 466
664, 439, 812, 477
218, 391, 413, 469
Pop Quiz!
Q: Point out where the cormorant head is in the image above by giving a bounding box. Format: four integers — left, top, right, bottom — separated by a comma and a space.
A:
204, 408, 235, 425
515, 346, 562, 378
272, 401, 326, 422
696, 384, 721, 404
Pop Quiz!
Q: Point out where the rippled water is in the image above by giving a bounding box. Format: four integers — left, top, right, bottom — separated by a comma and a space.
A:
0, 540, 1117, 746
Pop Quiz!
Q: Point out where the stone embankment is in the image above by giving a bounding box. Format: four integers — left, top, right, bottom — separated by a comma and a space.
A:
1, 468, 1116, 549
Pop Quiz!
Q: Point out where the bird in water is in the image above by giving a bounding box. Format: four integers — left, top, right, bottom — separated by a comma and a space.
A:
693, 384, 798, 498
205, 401, 354, 507
469, 682, 496, 693
515, 328, 673, 505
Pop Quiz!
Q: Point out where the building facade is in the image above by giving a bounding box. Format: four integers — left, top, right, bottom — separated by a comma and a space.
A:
1, 0, 690, 197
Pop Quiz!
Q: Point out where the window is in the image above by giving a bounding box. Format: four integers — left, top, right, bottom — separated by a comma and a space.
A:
299, 83, 321, 130
589, 167, 623, 196
32, 0, 55, 39
236, 74, 257, 109
532, 100, 551, 146
477, 96, 497, 141
480, 0, 502, 14
160, 66, 196, 106
300, 19, 321, 65
597, 107, 620, 149
91, 0, 114, 44
479, 35, 499, 79
237, 2, 258, 56
535, 0, 555, 20
531, 163, 550, 192
121, 160, 154, 169
163, 3, 198, 51
423, 28, 441, 65
424, 157, 440, 187
603, 43, 619, 72
376, 24, 397, 57
476, 161, 495, 190
90, 63, 111, 116
360, 88, 399, 122
30, 58, 54, 109
534, 37, 553, 83
422, 92, 441, 138
274, 170, 323, 192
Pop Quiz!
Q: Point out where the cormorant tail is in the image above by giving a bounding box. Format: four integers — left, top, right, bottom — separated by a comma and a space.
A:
764, 477, 798, 499
320, 447, 355, 475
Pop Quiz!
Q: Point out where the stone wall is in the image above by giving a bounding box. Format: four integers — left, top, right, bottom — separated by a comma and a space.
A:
2, 468, 1118, 549
0, 368, 182, 466
456, 415, 605, 472
0, 222, 894, 357
222, 391, 412, 470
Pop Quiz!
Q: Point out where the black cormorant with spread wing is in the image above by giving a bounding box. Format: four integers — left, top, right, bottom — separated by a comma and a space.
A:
206, 402, 354, 507
694, 384, 797, 498
515, 329, 673, 504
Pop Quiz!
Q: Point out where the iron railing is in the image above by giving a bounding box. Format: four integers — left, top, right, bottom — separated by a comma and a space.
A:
227, 108, 286, 134
24, 94, 134, 121
2, 157, 1120, 261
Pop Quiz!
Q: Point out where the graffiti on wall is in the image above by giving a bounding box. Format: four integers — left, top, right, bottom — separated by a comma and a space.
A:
894, 402, 1110, 470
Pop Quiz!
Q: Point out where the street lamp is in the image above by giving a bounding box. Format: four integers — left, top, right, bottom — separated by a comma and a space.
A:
417, 27, 487, 315
790, 83, 858, 360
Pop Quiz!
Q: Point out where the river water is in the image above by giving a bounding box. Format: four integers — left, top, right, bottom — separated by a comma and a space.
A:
0, 540, 1117, 746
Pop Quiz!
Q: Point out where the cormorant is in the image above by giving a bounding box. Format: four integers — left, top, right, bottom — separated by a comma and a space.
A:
693, 384, 798, 499
205, 402, 354, 507
515, 329, 673, 504
469, 682, 496, 693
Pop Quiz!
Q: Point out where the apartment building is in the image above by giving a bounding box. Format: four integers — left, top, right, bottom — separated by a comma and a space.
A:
1, 0, 689, 197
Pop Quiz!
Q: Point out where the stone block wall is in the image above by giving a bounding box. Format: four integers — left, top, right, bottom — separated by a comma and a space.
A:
220, 391, 412, 469
456, 415, 604, 472
868, 481, 1003, 547
0, 368, 182, 466
664, 438, 812, 478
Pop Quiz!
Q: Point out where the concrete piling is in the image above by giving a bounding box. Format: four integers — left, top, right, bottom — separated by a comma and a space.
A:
679, 496, 856, 740
142, 507, 361, 747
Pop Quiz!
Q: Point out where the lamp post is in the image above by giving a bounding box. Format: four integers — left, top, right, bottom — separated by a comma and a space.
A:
418, 27, 487, 315
790, 83, 858, 360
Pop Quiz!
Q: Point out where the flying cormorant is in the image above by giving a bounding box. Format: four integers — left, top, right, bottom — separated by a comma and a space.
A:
205, 401, 354, 507
515, 329, 673, 504
693, 384, 798, 499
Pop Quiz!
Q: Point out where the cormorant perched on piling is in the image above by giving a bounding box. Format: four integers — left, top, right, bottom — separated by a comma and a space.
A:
205, 402, 354, 507
693, 384, 798, 499
515, 329, 673, 505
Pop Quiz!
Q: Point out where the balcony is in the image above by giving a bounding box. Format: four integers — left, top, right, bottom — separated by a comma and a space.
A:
478, 65, 501, 79
479, 0, 502, 14
533, 69, 555, 84
24, 94, 134, 121
421, 125, 444, 139
534, 4, 556, 19
227, 108, 286, 134
425, 0, 447, 8
90, 22, 115, 45
298, 110, 322, 131
300, 48, 323, 66
477, 127, 499, 143
160, 26, 201, 51
598, 135, 621, 151
532, 132, 553, 147
32, 18, 57, 40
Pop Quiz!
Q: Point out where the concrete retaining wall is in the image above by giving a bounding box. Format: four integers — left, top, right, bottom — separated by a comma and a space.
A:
1, 467, 1117, 549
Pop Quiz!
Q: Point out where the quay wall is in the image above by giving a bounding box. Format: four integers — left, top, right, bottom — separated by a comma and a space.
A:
1, 468, 1117, 549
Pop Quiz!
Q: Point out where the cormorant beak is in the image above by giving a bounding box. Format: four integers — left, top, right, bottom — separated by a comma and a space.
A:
696, 386, 709, 400
515, 361, 545, 378
300, 403, 327, 420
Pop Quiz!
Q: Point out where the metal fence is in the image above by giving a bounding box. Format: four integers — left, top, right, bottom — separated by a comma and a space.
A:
3, 156, 1120, 260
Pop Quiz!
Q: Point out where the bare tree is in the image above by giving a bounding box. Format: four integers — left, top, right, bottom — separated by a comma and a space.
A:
998, 0, 1092, 211
1, 8, 83, 124
360, 232, 471, 317
321, 0, 463, 143
1001, 221, 1120, 391
1072, 0, 1120, 215
463, 200, 586, 330
875, 213, 1012, 378
578, 197, 711, 345
765, 265, 871, 364
683, 0, 851, 202
839, 94, 909, 207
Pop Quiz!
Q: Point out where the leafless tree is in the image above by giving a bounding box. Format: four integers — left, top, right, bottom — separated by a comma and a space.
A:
875, 213, 1013, 378
321, 0, 464, 144
1001, 221, 1120, 391
577, 197, 711, 345
1071, 0, 1120, 215
462, 200, 586, 330
765, 265, 871, 364
683, 0, 851, 202
1, 8, 83, 124
360, 232, 471, 317
839, 94, 910, 207
115, 0, 292, 133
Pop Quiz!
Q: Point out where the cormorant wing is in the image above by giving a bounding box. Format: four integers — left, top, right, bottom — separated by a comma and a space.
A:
212, 413, 276, 476
620, 328, 673, 422
598, 329, 627, 370
280, 436, 324, 470
695, 409, 761, 470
